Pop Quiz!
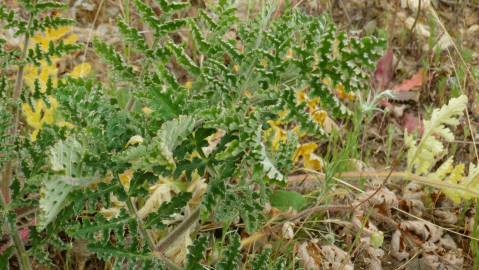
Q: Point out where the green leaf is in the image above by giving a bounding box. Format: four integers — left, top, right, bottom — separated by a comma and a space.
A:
39, 177, 73, 229
0, 246, 14, 270
216, 233, 241, 270
93, 38, 135, 80
250, 248, 271, 270
39, 137, 96, 229
145, 192, 192, 228
256, 128, 285, 182
120, 115, 195, 170
269, 190, 307, 211
185, 235, 208, 270
156, 0, 189, 13
157, 115, 196, 165
49, 137, 83, 175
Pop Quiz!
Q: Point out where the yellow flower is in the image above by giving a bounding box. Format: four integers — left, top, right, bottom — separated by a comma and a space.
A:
294, 143, 323, 171
69, 63, 91, 79
311, 110, 327, 126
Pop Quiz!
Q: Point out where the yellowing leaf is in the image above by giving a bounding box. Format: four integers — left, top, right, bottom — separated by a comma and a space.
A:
119, 169, 134, 192
294, 143, 323, 171
296, 89, 307, 104
285, 48, 294, 60
311, 110, 327, 126
307, 97, 321, 111
45, 26, 71, 41
69, 63, 91, 79
184, 80, 193, 90
442, 163, 465, 204
126, 135, 144, 147
56, 120, 76, 128
142, 107, 154, 115
63, 33, 79, 45
24, 60, 59, 93
22, 96, 59, 141
266, 120, 287, 151
335, 83, 347, 100
31, 26, 72, 51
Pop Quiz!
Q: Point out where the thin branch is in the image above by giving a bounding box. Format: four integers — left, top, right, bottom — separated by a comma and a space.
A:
113, 172, 181, 270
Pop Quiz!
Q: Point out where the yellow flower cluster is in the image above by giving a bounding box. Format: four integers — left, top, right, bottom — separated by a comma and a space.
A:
22, 26, 91, 141
263, 86, 335, 171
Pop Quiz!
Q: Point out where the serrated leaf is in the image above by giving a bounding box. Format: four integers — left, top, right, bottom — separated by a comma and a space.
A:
157, 115, 196, 164
216, 233, 241, 270
144, 192, 191, 228
39, 175, 94, 229
185, 235, 208, 270
120, 115, 195, 170
49, 137, 82, 174
256, 128, 285, 182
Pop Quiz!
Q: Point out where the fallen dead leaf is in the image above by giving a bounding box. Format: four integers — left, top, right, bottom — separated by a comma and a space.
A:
393, 69, 425, 92
281, 221, 295, 240
403, 112, 424, 134
374, 48, 394, 90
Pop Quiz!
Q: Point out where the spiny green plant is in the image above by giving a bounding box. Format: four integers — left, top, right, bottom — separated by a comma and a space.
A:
0, 0, 386, 268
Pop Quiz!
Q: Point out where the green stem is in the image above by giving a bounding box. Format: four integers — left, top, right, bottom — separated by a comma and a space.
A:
113, 172, 181, 270
0, 193, 32, 270
0, 9, 35, 270
1, 11, 33, 203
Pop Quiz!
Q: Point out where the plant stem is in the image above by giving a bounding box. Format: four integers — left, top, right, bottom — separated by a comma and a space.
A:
0, 10, 35, 270
155, 206, 200, 253
289, 169, 479, 198
0, 193, 32, 270
113, 172, 181, 270
1, 12, 33, 202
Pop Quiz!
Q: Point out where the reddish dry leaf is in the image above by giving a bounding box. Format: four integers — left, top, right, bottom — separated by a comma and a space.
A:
393, 69, 425, 92
403, 112, 424, 134
374, 48, 394, 90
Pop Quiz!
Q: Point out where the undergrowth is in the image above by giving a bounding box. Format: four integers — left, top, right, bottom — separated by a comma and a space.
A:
1, 0, 476, 269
